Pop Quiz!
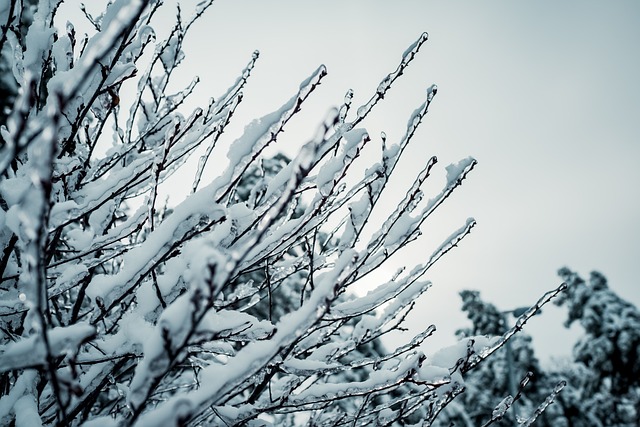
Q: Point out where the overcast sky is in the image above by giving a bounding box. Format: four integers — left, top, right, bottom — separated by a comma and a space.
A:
69, 1, 640, 363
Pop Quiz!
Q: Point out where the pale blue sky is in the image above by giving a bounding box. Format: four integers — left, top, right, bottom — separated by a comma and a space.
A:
67, 1, 640, 362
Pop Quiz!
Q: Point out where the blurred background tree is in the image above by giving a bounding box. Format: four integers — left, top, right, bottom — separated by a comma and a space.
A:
435, 268, 639, 426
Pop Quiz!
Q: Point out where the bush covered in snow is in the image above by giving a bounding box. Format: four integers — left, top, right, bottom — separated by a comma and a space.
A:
0, 1, 566, 425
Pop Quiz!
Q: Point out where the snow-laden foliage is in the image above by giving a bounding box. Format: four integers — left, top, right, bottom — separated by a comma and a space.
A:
0, 1, 565, 425
431, 288, 567, 427
435, 271, 640, 427
553, 268, 640, 426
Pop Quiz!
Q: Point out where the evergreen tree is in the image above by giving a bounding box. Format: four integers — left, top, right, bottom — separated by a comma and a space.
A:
434, 290, 556, 426
437, 270, 640, 427
554, 268, 640, 426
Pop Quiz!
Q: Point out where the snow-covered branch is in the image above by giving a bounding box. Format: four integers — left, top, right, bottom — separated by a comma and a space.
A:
0, 2, 566, 426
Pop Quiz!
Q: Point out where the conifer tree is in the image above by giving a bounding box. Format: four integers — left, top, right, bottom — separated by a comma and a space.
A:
554, 268, 640, 425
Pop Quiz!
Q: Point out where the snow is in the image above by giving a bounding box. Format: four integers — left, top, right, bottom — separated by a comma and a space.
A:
64, 228, 94, 250
104, 61, 137, 87
333, 279, 397, 317
492, 395, 513, 420
198, 309, 275, 340
445, 156, 476, 187
282, 358, 341, 375
401, 32, 429, 60
22, 1, 55, 74
421, 335, 498, 395
55, 0, 146, 97
85, 184, 225, 305
382, 143, 400, 165
377, 76, 392, 94
13, 394, 42, 427
88, 198, 116, 234
128, 293, 193, 408
0, 323, 95, 372
159, 33, 184, 70
227, 112, 280, 166
0, 176, 30, 205
358, 279, 431, 327
100, 310, 153, 355
316, 157, 343, 196
342, 128, 368, 157
349, 194, 370, 222
53, 262, 89, 291
122, 24, 155, 62
0, 370, 38, 423
293, 353, 425, 404
4, 205, 24, 237
417, 365, 450, 383
228, 64, 325, 168
385, 212, 415, 246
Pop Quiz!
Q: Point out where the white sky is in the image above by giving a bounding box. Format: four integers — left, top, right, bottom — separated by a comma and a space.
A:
68, 1, 640, 363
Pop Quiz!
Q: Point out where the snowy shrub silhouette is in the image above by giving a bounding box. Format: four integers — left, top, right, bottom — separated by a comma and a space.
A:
0, 1, 566, 425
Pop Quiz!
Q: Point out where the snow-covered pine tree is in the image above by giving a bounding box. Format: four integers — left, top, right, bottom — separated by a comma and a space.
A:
553, 268, 640, 426
0, 1, 565, 425
433, 271, 640, 427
